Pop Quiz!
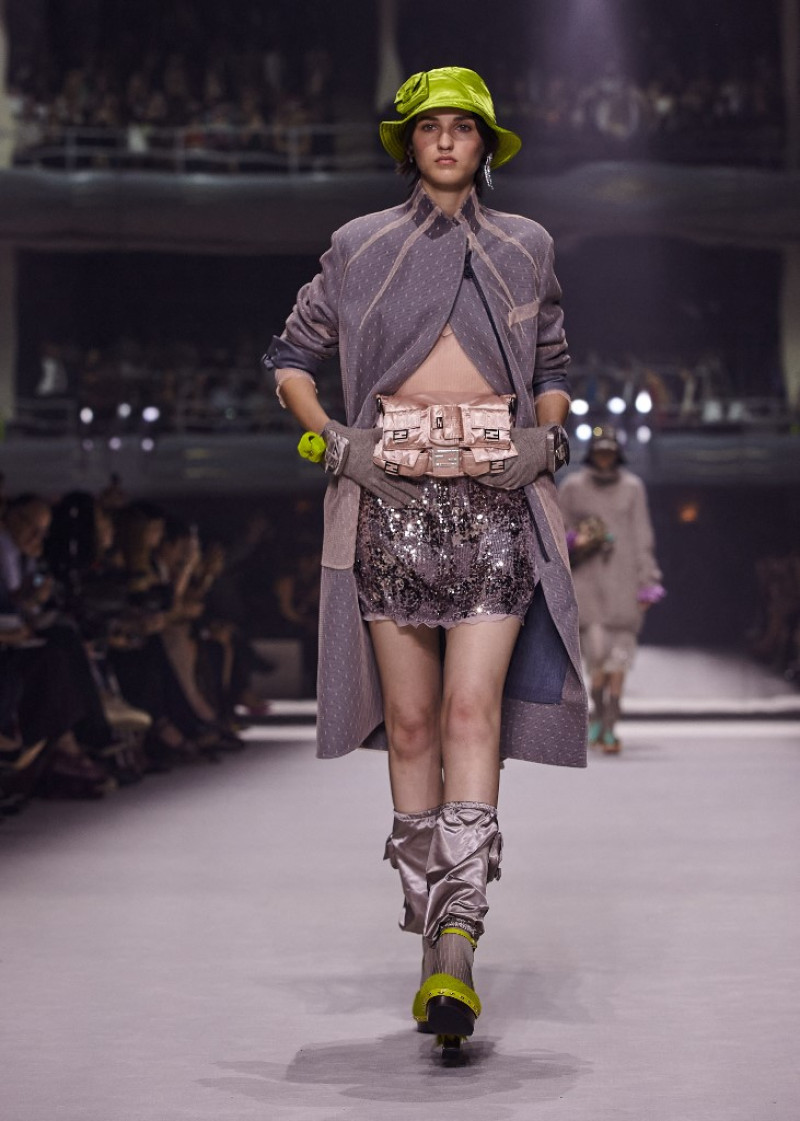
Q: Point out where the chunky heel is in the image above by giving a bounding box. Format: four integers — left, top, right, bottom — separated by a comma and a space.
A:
413, 970, 481, 1037
426, 993, 476, 1037
438, 1034, 467, 1066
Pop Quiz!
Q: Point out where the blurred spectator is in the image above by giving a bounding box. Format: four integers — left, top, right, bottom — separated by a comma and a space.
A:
267, 497, 323, 696
98, 472, 130, 512
577, 64, 645, 144
35, 342, 69, 397
750, 553, 800, 681
7, 1, 783, 172
0, 476, 305, 818
0, 493, 52, 598
273, 535, 321, 697
204, 509, 271, 630
0, 493, 118, 799
271, 95, 312, 168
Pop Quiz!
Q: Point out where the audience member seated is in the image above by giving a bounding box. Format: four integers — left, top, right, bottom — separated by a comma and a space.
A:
272, 530, 322, 698
0, 494, 118, 804
0, 479, 295, 817
749, 553, 800, 682
5, 1, 783, 172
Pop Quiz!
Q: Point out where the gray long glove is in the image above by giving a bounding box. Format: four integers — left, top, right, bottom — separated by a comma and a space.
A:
479, 425, 570, 490
323, 421, 419, 508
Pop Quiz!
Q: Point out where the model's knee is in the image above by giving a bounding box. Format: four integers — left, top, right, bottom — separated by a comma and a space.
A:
385, 704, 438, 761
441, 690, 496, 744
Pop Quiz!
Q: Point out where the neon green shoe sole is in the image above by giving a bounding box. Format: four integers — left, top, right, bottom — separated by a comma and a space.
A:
412, 972, 481, 1038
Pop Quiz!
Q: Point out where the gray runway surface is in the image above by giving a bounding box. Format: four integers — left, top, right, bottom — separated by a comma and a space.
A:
1, 721, 799, 1121
624, 647, 800, 714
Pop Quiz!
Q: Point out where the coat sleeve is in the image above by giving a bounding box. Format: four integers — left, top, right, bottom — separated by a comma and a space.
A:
557, 476, 579, 530
533, 237, 571, 403
630, 476, 662, 590
263, 231, 344, 378
556, 476, 582, 556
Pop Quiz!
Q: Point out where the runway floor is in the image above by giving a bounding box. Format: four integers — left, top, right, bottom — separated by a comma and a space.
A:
2, 716, 799, 1120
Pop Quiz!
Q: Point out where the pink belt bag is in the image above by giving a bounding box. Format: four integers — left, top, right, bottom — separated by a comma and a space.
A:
373, 393, 518, 478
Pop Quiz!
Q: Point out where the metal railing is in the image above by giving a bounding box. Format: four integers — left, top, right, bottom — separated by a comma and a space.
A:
1, 118, 787, 175
11, 397, 79, 436
4, 391, 794, 441
6, 122, 382, 175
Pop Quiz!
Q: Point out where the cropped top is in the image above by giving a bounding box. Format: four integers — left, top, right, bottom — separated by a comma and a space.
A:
276, 323, 492, 407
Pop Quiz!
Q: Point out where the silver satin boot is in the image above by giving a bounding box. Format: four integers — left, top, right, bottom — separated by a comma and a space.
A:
383, 806, 441, 935
413, 801, 502, 1054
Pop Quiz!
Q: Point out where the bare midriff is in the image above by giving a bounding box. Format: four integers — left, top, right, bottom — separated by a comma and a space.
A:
397, 323, 493, 401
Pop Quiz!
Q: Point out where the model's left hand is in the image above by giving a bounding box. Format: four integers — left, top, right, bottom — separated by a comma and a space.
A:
478, 426, 569, 489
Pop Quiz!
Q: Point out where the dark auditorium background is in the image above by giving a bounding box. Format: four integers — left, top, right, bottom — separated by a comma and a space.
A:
0, 0, 798, 681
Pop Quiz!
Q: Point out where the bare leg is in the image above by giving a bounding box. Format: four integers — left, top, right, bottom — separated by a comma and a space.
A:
590, 670, 607, 720
395, 616, 520, 1049
161, 625, 217, 723
589, 670, 608, 745
583, 625, 609, 746
418, 617, 519, 1044
603, 670, 625, 743
440, 616, 521, 806
369, 620, 443, 812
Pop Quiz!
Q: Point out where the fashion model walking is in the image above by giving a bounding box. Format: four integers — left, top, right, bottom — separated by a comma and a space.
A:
264, 66, 587, 1063
559, 425, 665, 752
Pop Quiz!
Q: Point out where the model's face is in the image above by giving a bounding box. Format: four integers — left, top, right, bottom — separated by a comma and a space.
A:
410, 110, 485, 195
591, 449, 618, 472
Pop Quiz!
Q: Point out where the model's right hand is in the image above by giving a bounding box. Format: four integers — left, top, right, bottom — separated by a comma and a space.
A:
323, 421, 419, 508
478, 425, 569, 489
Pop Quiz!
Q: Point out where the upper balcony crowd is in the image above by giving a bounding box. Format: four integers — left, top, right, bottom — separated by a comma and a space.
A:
3, 0, 786, 173
2, 1, 792, 441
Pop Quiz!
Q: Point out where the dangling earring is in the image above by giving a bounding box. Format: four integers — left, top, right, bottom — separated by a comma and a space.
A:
483, 155, 494, 190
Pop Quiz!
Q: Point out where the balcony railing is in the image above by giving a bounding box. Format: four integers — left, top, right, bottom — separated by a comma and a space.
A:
1, 118, 787, 175
5, 391, 795, 442
6, 122, 382, 174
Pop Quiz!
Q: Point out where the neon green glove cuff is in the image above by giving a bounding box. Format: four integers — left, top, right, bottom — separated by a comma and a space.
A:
297, 431, 326, 464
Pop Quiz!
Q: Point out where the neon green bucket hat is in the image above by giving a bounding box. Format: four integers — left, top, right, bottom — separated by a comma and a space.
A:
379, 66, 522, 170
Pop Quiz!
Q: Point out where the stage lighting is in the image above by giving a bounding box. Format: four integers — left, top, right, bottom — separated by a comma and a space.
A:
635, 391, 653, 414
141, 437, 155, 452
108, 436, 122, 450
142, 406, 161, 423
576, 423, 592, 441
608, 396, 626, 415
79, 407, 94, 424
636, 425, 652, 443
571, 398, 589, 416
117, 402, 132, 419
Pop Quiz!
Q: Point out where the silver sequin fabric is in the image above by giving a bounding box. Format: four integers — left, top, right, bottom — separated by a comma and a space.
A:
353, 478, 537, 629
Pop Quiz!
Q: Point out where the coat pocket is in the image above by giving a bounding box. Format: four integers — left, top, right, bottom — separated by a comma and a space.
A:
321, 475, 360, 569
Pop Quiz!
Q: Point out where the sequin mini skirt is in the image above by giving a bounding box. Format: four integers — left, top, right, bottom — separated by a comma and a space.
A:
353, 477, 537, 629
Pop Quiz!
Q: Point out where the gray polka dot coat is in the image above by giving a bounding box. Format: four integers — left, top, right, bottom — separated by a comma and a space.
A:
266, 184, 588, 767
